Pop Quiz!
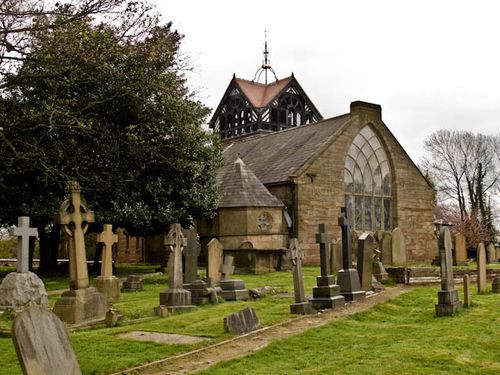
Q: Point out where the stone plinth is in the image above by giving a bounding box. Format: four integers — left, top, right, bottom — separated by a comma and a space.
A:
220, 279, 249, 301
492, 277, 500, 293
0, 271, 48, 309
94, 276, 120, 301
435, 289, 462, 316
159, 288, 195, 313
290, 301, 314, 315
52, 287, 107, 325
122, 275, 143, 291
338, 269, 366, 302
310, 275, 345, 310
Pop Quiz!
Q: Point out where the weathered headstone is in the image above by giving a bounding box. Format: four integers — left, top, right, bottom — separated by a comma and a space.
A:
487, 243, 496, 263
12, 304, 81, 375
207, 238, 224, 285
492, 276, 500, 293
310, 224, 345, 310
220, 255, 235, 280
357, 233, 375, 292
372, 248, 389, 281
12, 216, 38, 273
435, 227, 462, 316
93, 224, 120, 301
463, 274, 471, 307
381, 232, 392, 265
337, 208, 366, 301
0, 216, 48, 309
391, 227, 407, 267
223, 307, 261, 334
183, 227, 201, 284
52, 181, 107, 324
159, 223, 195, 312
122, 275, 143, 292
330, 239, 342, 278
477, 242, 487, 294
289, 239, 313, 315
454, 232, 467, 265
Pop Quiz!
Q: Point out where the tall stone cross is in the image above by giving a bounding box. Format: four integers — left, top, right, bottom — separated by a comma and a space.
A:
55, 181, 94, 290
97, 224, 117, 277
338, 207, 352, 270
164, 223, 187, 290
220, 255, 235, 280
315, 224, 331, 276
289, 239, 306, 303
11, 216, 38, 273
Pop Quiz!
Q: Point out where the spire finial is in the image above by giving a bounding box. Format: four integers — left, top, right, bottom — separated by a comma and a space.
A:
253, 30, 278, 84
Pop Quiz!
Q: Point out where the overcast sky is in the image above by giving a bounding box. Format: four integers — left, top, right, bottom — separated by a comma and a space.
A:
154, 0, 499, 163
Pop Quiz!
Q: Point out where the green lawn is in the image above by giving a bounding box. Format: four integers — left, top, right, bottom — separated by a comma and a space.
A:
0, 268, 499, 375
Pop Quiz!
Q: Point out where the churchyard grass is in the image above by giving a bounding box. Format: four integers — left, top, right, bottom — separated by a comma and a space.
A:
1, 268, 499, 374
198, 286, 500, 375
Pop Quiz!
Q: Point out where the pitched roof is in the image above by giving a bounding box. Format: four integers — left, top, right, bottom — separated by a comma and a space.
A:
217, 158, 285, 208
219, 114, 351, 185
234, 77, 293, 108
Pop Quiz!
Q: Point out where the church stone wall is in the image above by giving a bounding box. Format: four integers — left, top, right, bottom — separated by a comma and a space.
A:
296, 102, 437, 265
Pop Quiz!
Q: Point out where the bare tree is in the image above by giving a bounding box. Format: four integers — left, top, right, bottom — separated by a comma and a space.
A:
423, 130, 500, 241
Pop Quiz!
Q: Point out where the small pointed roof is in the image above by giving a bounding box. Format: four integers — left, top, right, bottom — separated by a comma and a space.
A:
234, 76, 293, 108
217, 158, 284, 208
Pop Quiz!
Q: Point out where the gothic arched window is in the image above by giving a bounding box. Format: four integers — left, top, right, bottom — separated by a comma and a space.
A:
344, 126, 392, 231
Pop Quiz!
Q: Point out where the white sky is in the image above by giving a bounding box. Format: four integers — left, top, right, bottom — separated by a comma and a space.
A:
155, 0, 500, 163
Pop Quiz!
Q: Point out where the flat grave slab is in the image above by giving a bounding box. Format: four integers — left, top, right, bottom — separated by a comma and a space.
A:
118, 331, 209, 345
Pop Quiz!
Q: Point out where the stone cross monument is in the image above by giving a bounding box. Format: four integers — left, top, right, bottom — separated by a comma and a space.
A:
310, 224, 345, 310
53, 181, 107, 324
219, 255, 249, 301
0, 216, 48, 309
289, 239, 313, 314
337, 207, 366, 301
159, 223, 195, 312
220, 255, 235, 280
435, 227, 462, 316
12, 216, 38, 273
94, 224, 120, 301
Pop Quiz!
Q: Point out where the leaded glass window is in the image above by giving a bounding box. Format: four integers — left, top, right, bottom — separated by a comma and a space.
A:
344, 126, 392, 231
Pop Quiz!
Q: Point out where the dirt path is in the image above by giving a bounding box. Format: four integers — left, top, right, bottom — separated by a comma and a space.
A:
115, 286, 412, 375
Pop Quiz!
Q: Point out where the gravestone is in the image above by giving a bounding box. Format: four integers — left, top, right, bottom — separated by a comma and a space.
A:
122, 275, 143, 292
93, 224, 120, 301
223, 307, 261, 334
219, 255, 249, 301
372, 248, 389, 281
207, 238, 224, 285
183, 227, 201, 284
0, 216, 48, 309
435, 227, 462, 316
492, 277, 500, 293
52, 181, 107, 325
463, 274, 471, 307
454, 232, 468, 265
310, 224, 345, 310
159, 223, 195, 312
337, 208, 366, 301
477, 242, 487, 294
486, 243, 496, 263
12, 304, 81, 375
357, 233, 375, 292
185, 279, 221, 305
381, 232, 393, 265
330, 239, 342, 278
391, 227, 407, 267
289, 239, 313, 315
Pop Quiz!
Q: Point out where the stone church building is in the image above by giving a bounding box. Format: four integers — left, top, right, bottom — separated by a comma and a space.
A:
198, 63, 437, 269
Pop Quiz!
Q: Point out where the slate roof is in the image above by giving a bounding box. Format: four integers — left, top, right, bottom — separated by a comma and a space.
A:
234, 77, 293, 108
219, 113, 351, 185
217, 158, 285, 208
